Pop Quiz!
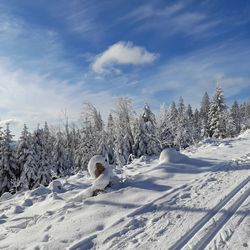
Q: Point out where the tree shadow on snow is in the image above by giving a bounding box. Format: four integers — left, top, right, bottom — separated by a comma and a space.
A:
145, 156, 250, 175
145, 158, 216, 175
155, 204, 250, 217
125, 177, 172, 192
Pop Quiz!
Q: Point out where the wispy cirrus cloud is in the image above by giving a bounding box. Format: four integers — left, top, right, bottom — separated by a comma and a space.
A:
0, 58, 116, 136
119, 1, 224, 39
91, 41, 159, 74
137, 40, 250, 108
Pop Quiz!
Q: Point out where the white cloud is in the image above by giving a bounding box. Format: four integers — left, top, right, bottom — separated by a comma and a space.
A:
0, 119, 21, 128
0, 58, 116, 137
91, 41, 159, 74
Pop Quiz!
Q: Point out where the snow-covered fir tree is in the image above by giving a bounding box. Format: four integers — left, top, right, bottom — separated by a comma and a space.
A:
193, 109, 202, 142
31, 126, 51, 187
240, 100, 250, 130
133, 104, 159, 157
75, 119, 95, 171
156, 104, 174, 149
169, 101, 178, 143
200, 92, 210, 138
52, 131, 71, 177
175, 97, 189, 149
186, 104, 195, 145
224, 109, 237, 137
230, 101, 241, 135
105, 113, 116, 164
0, 125, 17, 194
208, 86, 227, 138
76, 103, 105, 170
19, 129, 39, 190
113, 97, 134, 166
16, 124, 30, 180
67, 124, 80, 172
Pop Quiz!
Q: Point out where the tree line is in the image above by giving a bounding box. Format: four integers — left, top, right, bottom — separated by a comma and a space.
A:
0, 86, 249, 195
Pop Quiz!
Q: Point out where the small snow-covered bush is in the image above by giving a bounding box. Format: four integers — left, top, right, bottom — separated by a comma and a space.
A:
88, 155, 112, 192
87, 155, 108, 179
70, 155, 112, 201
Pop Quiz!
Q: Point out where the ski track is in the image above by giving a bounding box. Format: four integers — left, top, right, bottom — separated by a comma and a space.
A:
68, 183, 189, 250
169, 175, 250, 250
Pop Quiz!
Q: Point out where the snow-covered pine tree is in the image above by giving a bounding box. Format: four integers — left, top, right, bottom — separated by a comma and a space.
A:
193, 109, 202, 142
175, 97, 189, 149
0, 127, 5, 195
246, 100, 250, 128
36, 123, 53, 186
105, 113, 115, 164
16, 124, 30, 186
113, 97, 134, 166
75, 119, 94, 171
241, 100, 250, 130
224, 109, 237, 137
97, 130, 113, 163
52, 131, 71, 177
132, 117, 144, 157
76, 103, 105, 170
67, 124, 80, 173
156, 104, 174, 149
200, 92, 210, 138
0, 124, 17, 194
19, 129, 39, 190
208, 86, 227, 138
230, 101, 241, 135
186, 104, 195, 145
31, 126, 51, 187
133, 104, 159, 157
169, 101, 178, 143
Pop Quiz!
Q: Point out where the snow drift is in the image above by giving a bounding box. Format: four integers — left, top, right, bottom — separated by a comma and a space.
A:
1, 131, 250, 250
159, 148, 190, 164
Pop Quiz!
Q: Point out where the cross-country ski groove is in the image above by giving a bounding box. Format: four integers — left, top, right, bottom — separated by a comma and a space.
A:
169, 175, 250, 250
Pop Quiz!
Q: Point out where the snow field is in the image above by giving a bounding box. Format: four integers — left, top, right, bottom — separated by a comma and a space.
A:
0, 131, 250, 250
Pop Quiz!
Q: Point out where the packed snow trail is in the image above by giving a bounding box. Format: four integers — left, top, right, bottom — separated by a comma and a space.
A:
169, 176, 250, 250
0, 131, 250, 250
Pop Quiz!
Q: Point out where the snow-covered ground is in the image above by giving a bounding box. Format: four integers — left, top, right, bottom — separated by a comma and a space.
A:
1, 131, 250, 250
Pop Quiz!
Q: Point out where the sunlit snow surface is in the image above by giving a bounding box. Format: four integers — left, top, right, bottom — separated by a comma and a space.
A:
1, 131, 250, 250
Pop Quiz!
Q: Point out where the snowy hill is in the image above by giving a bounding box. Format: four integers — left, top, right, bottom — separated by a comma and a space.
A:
1, 131, 250, 250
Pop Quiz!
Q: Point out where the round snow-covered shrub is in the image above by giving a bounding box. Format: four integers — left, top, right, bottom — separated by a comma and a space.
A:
159, 148, 189, 164
87, 155, 108, 179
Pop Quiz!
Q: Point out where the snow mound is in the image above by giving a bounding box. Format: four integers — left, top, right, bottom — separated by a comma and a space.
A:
48, 180, 65, 193
159, 148, 190, 164
0, 192, 12, 201
11, 205, 24, 214
88, 155, 108, 179
29, 186, 51, 197
22, 199, 33, 207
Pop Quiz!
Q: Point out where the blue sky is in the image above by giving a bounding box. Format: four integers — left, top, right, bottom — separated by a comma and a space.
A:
0, 0, 250, 134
